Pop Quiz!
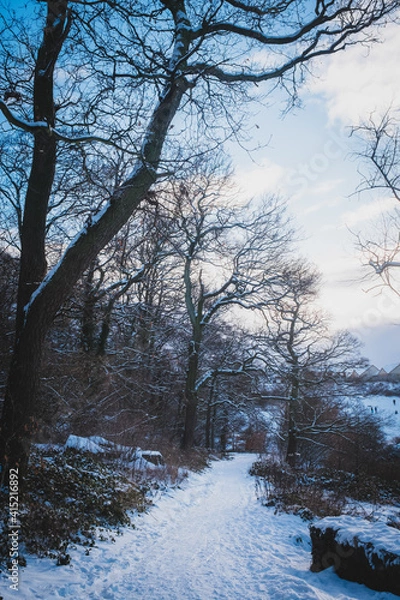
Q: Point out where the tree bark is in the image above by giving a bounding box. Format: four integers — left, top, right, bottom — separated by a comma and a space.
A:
0, 64, 189, 482
181, 335, 201, 450
285, 409, 298, 467
16, 0, 70, 334
285, 365, 300, 467
0, 312, 47, 482
220, 407, 229, 453
205, 376, 216, 449
81, 261, 98, 352
0, 0, 70, 485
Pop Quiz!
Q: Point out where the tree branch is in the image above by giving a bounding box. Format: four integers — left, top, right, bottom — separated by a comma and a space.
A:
0, 100, 123, 147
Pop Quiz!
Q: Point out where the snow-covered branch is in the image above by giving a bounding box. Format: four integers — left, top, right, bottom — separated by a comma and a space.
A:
0, 100, 121, 147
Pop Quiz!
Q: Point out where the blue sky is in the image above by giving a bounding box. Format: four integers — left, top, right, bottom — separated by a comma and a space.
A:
1, 3, 398, 368
232, 21, 400, 369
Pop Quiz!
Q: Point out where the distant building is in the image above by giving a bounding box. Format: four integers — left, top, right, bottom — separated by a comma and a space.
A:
346, 364, 400, 382
359, 365, 380, 381
348, 370, 360, 381
377, 368, 388, 379
388, 363, 400, 381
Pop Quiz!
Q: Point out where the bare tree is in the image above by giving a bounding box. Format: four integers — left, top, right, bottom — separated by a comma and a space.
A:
157, 165, 292, 448
159, 312, 264, 450
72, 204, 171, 355
260, 261, 363, 467
0, 0, 398, 476
353, 112, 400, 295
200, 325, 263, 451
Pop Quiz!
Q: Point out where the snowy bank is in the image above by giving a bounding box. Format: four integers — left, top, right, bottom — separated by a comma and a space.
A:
310, 515, 400, 595
65, 434, 164, 470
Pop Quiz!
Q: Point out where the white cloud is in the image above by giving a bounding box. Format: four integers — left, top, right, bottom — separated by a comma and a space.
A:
309, 23, 400, 125
340, 196, 398, 228
318, 262, 400, 332
234, 157, 286, 199
307, 179, 344, 197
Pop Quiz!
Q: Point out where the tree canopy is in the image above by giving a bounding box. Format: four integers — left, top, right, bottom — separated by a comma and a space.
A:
0, 0, 398, 477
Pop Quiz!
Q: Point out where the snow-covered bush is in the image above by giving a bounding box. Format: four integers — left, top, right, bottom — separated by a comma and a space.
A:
0, 445, 148, 565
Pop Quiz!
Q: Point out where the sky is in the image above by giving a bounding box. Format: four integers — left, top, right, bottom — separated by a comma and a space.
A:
1, 3, 399, 370
232, 20, 400, 370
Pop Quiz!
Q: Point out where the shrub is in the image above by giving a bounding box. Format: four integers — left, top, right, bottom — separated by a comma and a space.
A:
0, 446, 149, 564
250, 459, 344, 520
251, 454, 400, 522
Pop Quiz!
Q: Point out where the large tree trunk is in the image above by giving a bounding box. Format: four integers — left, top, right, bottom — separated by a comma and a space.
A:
81, 261, 98, 352
0, 0, 70, 486
285, 409, 298, 467
205, 376, 216, 449
0, 312, 48, 482
285, 366, 300, 467
16, 0, 70, 334
205, 396, 212, 449
220, 407, 229, 453
181, 336, 201, 450
0, 82, 188, 483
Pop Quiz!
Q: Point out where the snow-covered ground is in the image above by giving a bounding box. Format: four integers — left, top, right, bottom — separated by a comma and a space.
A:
1, 454, 398, 600
357, 395, 400, 442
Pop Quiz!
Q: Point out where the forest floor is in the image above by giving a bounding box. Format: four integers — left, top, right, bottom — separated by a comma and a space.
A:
0, 453, 398, 600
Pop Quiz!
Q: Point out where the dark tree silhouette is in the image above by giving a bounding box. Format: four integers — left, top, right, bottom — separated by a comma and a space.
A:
0, 0, 398, 478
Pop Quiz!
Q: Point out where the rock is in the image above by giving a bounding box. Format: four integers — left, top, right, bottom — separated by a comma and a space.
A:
310, 516, 400, 596
140, 451, 165, 466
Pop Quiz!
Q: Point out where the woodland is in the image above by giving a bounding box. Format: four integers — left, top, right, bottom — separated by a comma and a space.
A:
0, 1, 400, 564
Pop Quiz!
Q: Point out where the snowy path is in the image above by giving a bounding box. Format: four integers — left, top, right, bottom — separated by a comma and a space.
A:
1, 454, 397, 599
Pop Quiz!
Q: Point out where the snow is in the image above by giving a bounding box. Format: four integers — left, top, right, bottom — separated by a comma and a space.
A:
65, 434, 111, 454
176, 10, 191, 29
140, 450, 162, 457
1, 454, 398, 599
64, 435, 164, 470
133, 450, 165, 469
315, 515, 400, 565
356, 395, 400, 441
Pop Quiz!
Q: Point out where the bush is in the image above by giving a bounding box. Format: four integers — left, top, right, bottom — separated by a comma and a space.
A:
316, 466, 400, 504
250, 459, 345, 520
0, 446, 149, 564
251, 455, 400, 522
